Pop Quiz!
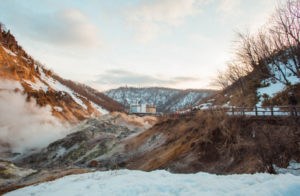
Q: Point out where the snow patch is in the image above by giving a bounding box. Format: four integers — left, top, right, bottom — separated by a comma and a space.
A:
54, 106, 63, 112
5, 170, 300, 196
24, 79, 48, 92
39, 68, 88, 110
257, 61, 300, 106
274, 161, 300, 176
90, 101, 109, 115
2, 46, 17, 56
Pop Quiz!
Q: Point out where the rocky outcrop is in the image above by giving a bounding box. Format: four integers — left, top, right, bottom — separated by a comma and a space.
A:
17, 118, 142, 168
0, 159, 36, 191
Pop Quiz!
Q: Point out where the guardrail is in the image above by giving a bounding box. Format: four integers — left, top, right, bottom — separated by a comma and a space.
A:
225, 106, 299, 117
129, 112, 162, 117
169, 106, 300, 118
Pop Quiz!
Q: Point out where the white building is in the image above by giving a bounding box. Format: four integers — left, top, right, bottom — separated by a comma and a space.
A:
130, 103, 146, 113
129, 102, 156, 114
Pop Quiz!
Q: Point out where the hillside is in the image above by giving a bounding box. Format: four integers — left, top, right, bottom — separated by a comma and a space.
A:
105, 87, 216, 112
0, 25, 124, 124
195, 1, 300, 109
12, 112, 300, 175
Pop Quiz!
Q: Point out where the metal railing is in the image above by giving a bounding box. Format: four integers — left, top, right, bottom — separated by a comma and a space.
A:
225, 106, 299, 117
169, 106, 300, 118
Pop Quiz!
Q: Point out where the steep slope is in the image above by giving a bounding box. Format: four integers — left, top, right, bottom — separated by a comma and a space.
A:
15, 111, 300, 175
0, 25, 123, 124
195, 65, 300, 110
105, 87, 216, 112
18, 114, 157, 169
121, 113, 299, 174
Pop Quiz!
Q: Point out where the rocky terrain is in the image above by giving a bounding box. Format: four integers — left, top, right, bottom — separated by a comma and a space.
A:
11, 112, 300, 174
105, 87, 216, 112
0, 159, 91, 195
13, 113, 157, 168
0, 112, 157, 193
2, 110, 300, 194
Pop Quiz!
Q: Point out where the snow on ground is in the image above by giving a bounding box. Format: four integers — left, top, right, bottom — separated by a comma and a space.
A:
90, 101, 109, 115
257, 81, 286, 99
274, 160, 300, 176
257, 62, 300, 106
38, 67, 88, 110
1, 45, 17, 56
53, 106, 63, 112
24, 78, 48, 92
5, 170, 300, 196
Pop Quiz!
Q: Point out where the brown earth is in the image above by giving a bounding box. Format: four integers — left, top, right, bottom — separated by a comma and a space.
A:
2, 112, 299, 193
121, 111, 300, 174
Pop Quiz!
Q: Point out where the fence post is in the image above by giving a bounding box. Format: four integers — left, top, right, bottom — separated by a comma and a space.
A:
271, 107, 273, 116
255, 106, 258, 116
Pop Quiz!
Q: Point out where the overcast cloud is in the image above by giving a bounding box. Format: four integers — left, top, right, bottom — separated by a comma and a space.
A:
96, 69, 201, 87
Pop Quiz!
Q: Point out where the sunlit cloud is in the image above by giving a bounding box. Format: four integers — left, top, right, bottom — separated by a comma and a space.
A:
95, 69, 201, 87
216, 0, 241, 15
125, 0, 204, 42
1, 6, 100, 48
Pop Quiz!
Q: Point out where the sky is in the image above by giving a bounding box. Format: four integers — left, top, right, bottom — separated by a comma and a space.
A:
0, 0, 277, 91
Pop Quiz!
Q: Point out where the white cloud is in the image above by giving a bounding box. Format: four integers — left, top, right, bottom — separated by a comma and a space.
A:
30, 9, 101, 48
2, 6, 101, 49
126, 0, 204, 42
188, 33, 212, 42
216, 0, 241, 15
247, 0, 277, 31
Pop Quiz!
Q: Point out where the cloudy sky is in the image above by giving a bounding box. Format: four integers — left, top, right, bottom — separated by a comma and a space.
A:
0, 0, 276, 91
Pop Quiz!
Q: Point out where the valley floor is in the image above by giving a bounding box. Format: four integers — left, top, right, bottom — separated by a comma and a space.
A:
4, 169, 300, 196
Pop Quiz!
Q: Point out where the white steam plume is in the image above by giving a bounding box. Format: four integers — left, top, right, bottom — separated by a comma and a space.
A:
0, 79, 71, 154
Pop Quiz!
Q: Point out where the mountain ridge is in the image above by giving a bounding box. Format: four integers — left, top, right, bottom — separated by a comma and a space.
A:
105, 87, 216, 112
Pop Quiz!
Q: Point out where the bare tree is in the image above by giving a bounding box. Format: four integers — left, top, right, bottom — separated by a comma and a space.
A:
214, 0, 299, 92
269, 0, 300, 79
213, 70, 230, 90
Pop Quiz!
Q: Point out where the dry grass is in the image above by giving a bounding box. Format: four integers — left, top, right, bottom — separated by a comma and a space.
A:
123, 111, 300, 174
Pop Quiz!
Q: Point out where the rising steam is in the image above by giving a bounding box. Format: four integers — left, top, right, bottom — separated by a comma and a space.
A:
0, 79, 71, 154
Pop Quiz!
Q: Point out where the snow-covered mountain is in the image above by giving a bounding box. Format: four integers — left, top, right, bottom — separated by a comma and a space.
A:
105, 87, 216, 112
0, 27, 123, 124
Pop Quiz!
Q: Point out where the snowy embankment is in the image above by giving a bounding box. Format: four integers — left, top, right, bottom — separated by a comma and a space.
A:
5, 170, 300, 196
257, 60, 300, 106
